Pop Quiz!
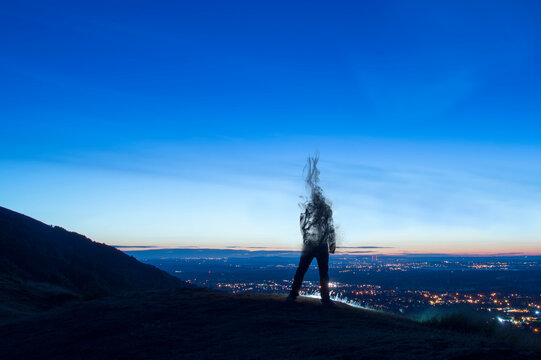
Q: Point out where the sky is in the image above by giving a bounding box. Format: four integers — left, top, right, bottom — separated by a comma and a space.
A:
2, 1, 541, 255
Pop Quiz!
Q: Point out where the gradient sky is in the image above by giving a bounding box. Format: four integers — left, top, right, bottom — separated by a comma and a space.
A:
2, 1, 541, 254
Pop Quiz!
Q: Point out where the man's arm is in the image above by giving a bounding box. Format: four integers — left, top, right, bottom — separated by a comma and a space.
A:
300, 209, 311, 243
300, 210, 308, 234
327, 216, 336, 254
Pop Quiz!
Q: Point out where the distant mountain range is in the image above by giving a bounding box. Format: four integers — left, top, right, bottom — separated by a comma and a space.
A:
0, 206, 183, 319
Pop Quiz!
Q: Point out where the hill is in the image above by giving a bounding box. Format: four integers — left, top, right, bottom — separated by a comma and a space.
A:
1, 288, 539, 359
0, 206, 183, 319
1, 206, 539, 359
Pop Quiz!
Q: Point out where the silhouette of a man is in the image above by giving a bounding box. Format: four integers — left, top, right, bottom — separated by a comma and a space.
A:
287, 156, 336, 306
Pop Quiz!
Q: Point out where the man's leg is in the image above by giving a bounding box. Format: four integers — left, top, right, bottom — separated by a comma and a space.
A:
289, 250, 314, 298
316, 249, 330, 301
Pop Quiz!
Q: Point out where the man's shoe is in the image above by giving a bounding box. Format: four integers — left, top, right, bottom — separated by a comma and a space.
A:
321, 299, 336, 307
286, 295, 297, 303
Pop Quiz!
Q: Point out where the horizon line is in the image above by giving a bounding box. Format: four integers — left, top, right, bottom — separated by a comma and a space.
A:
113, 245, 541, 257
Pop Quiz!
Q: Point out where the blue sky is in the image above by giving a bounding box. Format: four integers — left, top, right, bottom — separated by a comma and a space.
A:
2, 1, 541, 254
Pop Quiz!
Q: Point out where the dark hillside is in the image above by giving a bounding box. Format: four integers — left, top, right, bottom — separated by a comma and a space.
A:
0, 206, 183, 318
1, 288, 539, 360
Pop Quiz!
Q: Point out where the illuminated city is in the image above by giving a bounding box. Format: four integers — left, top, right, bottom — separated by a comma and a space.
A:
132, 249, 541, 334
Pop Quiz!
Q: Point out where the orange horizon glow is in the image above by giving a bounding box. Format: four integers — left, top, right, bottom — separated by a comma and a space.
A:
114, 245, 541, 257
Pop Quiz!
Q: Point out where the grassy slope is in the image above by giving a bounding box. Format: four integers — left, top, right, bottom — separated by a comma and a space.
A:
1, 288, 539, 360
0, 206, 183, 318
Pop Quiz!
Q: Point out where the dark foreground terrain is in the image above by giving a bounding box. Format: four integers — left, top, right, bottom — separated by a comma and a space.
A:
1, 287, 540, 360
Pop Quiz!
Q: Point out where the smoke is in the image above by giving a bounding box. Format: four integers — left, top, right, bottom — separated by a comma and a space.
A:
299, 154, 336, 250
303, 154, 321, 194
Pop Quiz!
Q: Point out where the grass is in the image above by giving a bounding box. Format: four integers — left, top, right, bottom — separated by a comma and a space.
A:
414, 306, 541, 353
2, 288, 540, 359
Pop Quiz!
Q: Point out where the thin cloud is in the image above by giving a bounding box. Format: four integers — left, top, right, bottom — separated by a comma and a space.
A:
340, 246, 394, 249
